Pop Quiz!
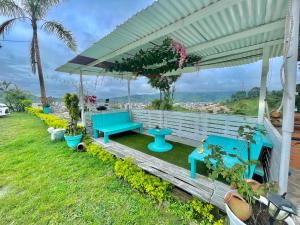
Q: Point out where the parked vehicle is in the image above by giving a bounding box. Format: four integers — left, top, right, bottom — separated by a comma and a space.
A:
0, 103, 9, 117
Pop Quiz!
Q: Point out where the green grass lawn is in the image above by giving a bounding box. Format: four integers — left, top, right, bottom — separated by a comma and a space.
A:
110, 132, 208, 176
0, 113, 184, 225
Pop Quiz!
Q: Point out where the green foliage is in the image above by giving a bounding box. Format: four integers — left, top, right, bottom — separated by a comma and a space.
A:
149, 98, 173, 110
25, 106, 43, 115
223, 98, 259, 116
166, 198, 224, 225
86, 144, 115, 163
4, 86, 28, 112
25, 106, 67, 128
203, 125, 274, 205
63, 93, 80, 135
190, 198, 224, 225
248, 87, 260, 98
114, 158, 170, 202
147, 75, 179, 109
231, 91, 247, 101
21, 99, 32, 107
108, 38, 201, 75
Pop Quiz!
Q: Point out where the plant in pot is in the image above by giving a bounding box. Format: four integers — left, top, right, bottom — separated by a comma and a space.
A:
42, 101, 50, 114
63, 93, 83, 148
203, 125, 296, 225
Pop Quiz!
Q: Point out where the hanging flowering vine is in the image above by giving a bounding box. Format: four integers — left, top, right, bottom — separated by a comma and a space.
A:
172, 40, 187, 68
107, 38, 201, 76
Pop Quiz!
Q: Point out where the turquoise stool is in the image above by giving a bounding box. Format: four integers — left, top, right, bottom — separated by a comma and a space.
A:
147, 128, 173, 152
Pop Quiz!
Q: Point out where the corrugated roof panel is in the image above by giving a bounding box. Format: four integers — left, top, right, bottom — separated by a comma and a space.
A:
57, 0, 289, 76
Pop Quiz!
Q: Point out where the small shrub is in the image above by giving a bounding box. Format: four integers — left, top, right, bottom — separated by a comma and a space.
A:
86, 144, 114, 163
25, 106, 43, 115
191, 198, 224, 225
21, 99, 32, 108
25, 106, 67, 128
114, 158, 170, 202
64, 93, 80, 135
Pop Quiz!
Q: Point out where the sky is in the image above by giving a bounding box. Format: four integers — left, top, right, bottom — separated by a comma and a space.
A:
0, 0, 298, 98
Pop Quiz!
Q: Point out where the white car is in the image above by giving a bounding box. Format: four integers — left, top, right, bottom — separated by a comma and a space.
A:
0, 103, 9, 116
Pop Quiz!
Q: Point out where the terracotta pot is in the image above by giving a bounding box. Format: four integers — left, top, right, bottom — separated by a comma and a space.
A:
224, 190, 252, 221
270, 111, 281, 119
246, 179, 261, 192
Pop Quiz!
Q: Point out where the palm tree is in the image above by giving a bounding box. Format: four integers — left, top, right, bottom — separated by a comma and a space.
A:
0, 0, 76, 104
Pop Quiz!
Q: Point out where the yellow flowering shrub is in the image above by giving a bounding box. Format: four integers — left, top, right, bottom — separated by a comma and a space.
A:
25, 106, 67, 129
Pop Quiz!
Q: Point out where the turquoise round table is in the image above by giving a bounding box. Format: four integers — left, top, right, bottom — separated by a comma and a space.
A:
147, 128, 173, 152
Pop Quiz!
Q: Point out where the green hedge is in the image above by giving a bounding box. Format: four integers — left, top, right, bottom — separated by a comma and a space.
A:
25, 107, 67, 129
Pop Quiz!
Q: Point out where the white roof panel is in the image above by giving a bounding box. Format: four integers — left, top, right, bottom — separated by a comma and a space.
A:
56, 0, 288, 76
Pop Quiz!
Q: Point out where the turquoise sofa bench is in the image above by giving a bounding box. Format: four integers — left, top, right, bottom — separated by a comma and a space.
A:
188, 132, 265, 179
92, 112, 143, 143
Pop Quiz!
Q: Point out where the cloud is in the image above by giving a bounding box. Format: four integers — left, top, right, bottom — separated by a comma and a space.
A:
1, 0, 299, 99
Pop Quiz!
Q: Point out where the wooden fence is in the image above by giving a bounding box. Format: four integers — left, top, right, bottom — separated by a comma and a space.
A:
132, 109, 258, 141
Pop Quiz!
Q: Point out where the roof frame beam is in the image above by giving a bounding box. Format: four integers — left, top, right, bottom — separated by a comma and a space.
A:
86, 0, 243, 67
202, 38, 283, 61
186, 19, 285, 54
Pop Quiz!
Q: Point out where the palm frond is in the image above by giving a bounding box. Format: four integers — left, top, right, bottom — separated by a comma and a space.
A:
22, 0, 60, 19
30, 37, 36, 74
42, 21, 76, 51
0, 18, 17, 36
0, 0, 24, 17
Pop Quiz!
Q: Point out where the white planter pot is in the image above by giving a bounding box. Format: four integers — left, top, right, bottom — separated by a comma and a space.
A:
225, 192, 296, 225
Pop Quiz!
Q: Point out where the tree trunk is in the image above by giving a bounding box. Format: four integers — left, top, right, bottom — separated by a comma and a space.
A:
32, 21, 47, 104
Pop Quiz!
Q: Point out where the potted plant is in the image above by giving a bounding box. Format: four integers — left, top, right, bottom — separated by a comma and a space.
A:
63, 93, 82, 148
42, 102, 50, 114
204, 126, 297, 225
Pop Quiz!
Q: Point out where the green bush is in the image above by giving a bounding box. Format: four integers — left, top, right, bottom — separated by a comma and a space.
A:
114, 158, 170, 202
25, 106, 67, 128
64, 93, 80, 135
5, 87, 28, 112
25, 106, 43, 115
21, 99, 32, 108
86, 144, 115, 163
167, 198, 224, 225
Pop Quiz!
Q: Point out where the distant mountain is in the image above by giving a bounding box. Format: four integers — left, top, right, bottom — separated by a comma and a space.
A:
0, 91, 233, 104
107, 91, 234, 103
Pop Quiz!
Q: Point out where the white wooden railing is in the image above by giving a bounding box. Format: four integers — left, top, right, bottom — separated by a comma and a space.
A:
132, 109, 257, 141
264, 118, 282, 181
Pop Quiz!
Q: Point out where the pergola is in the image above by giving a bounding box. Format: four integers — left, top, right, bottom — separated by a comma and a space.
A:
56, 0, 299, 195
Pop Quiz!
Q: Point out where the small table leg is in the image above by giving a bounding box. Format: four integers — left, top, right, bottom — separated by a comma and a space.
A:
190, 159, 196, 178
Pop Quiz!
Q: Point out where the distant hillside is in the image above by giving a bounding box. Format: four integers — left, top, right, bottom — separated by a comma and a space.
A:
108, 91, 234, 103
1, 91, 233, 104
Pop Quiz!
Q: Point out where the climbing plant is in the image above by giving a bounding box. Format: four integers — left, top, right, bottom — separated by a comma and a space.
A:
107, 38, 201, 75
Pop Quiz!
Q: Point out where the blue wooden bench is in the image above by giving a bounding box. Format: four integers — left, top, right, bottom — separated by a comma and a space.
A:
92, 112, 143, 143
188, 132, 265, 179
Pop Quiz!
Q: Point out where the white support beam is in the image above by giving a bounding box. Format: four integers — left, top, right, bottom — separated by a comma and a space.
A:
258, 46, 271, 124
203, 39, 282, 61
86, 0, 242, 67
279, 0, 299, 194
186, 20, 285, 54
79, 71, 86, 127
127, 78, 132, 118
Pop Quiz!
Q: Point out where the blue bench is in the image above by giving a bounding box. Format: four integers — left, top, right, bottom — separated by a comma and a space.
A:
92, 112, 143, 143
188, 133, 265, 179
